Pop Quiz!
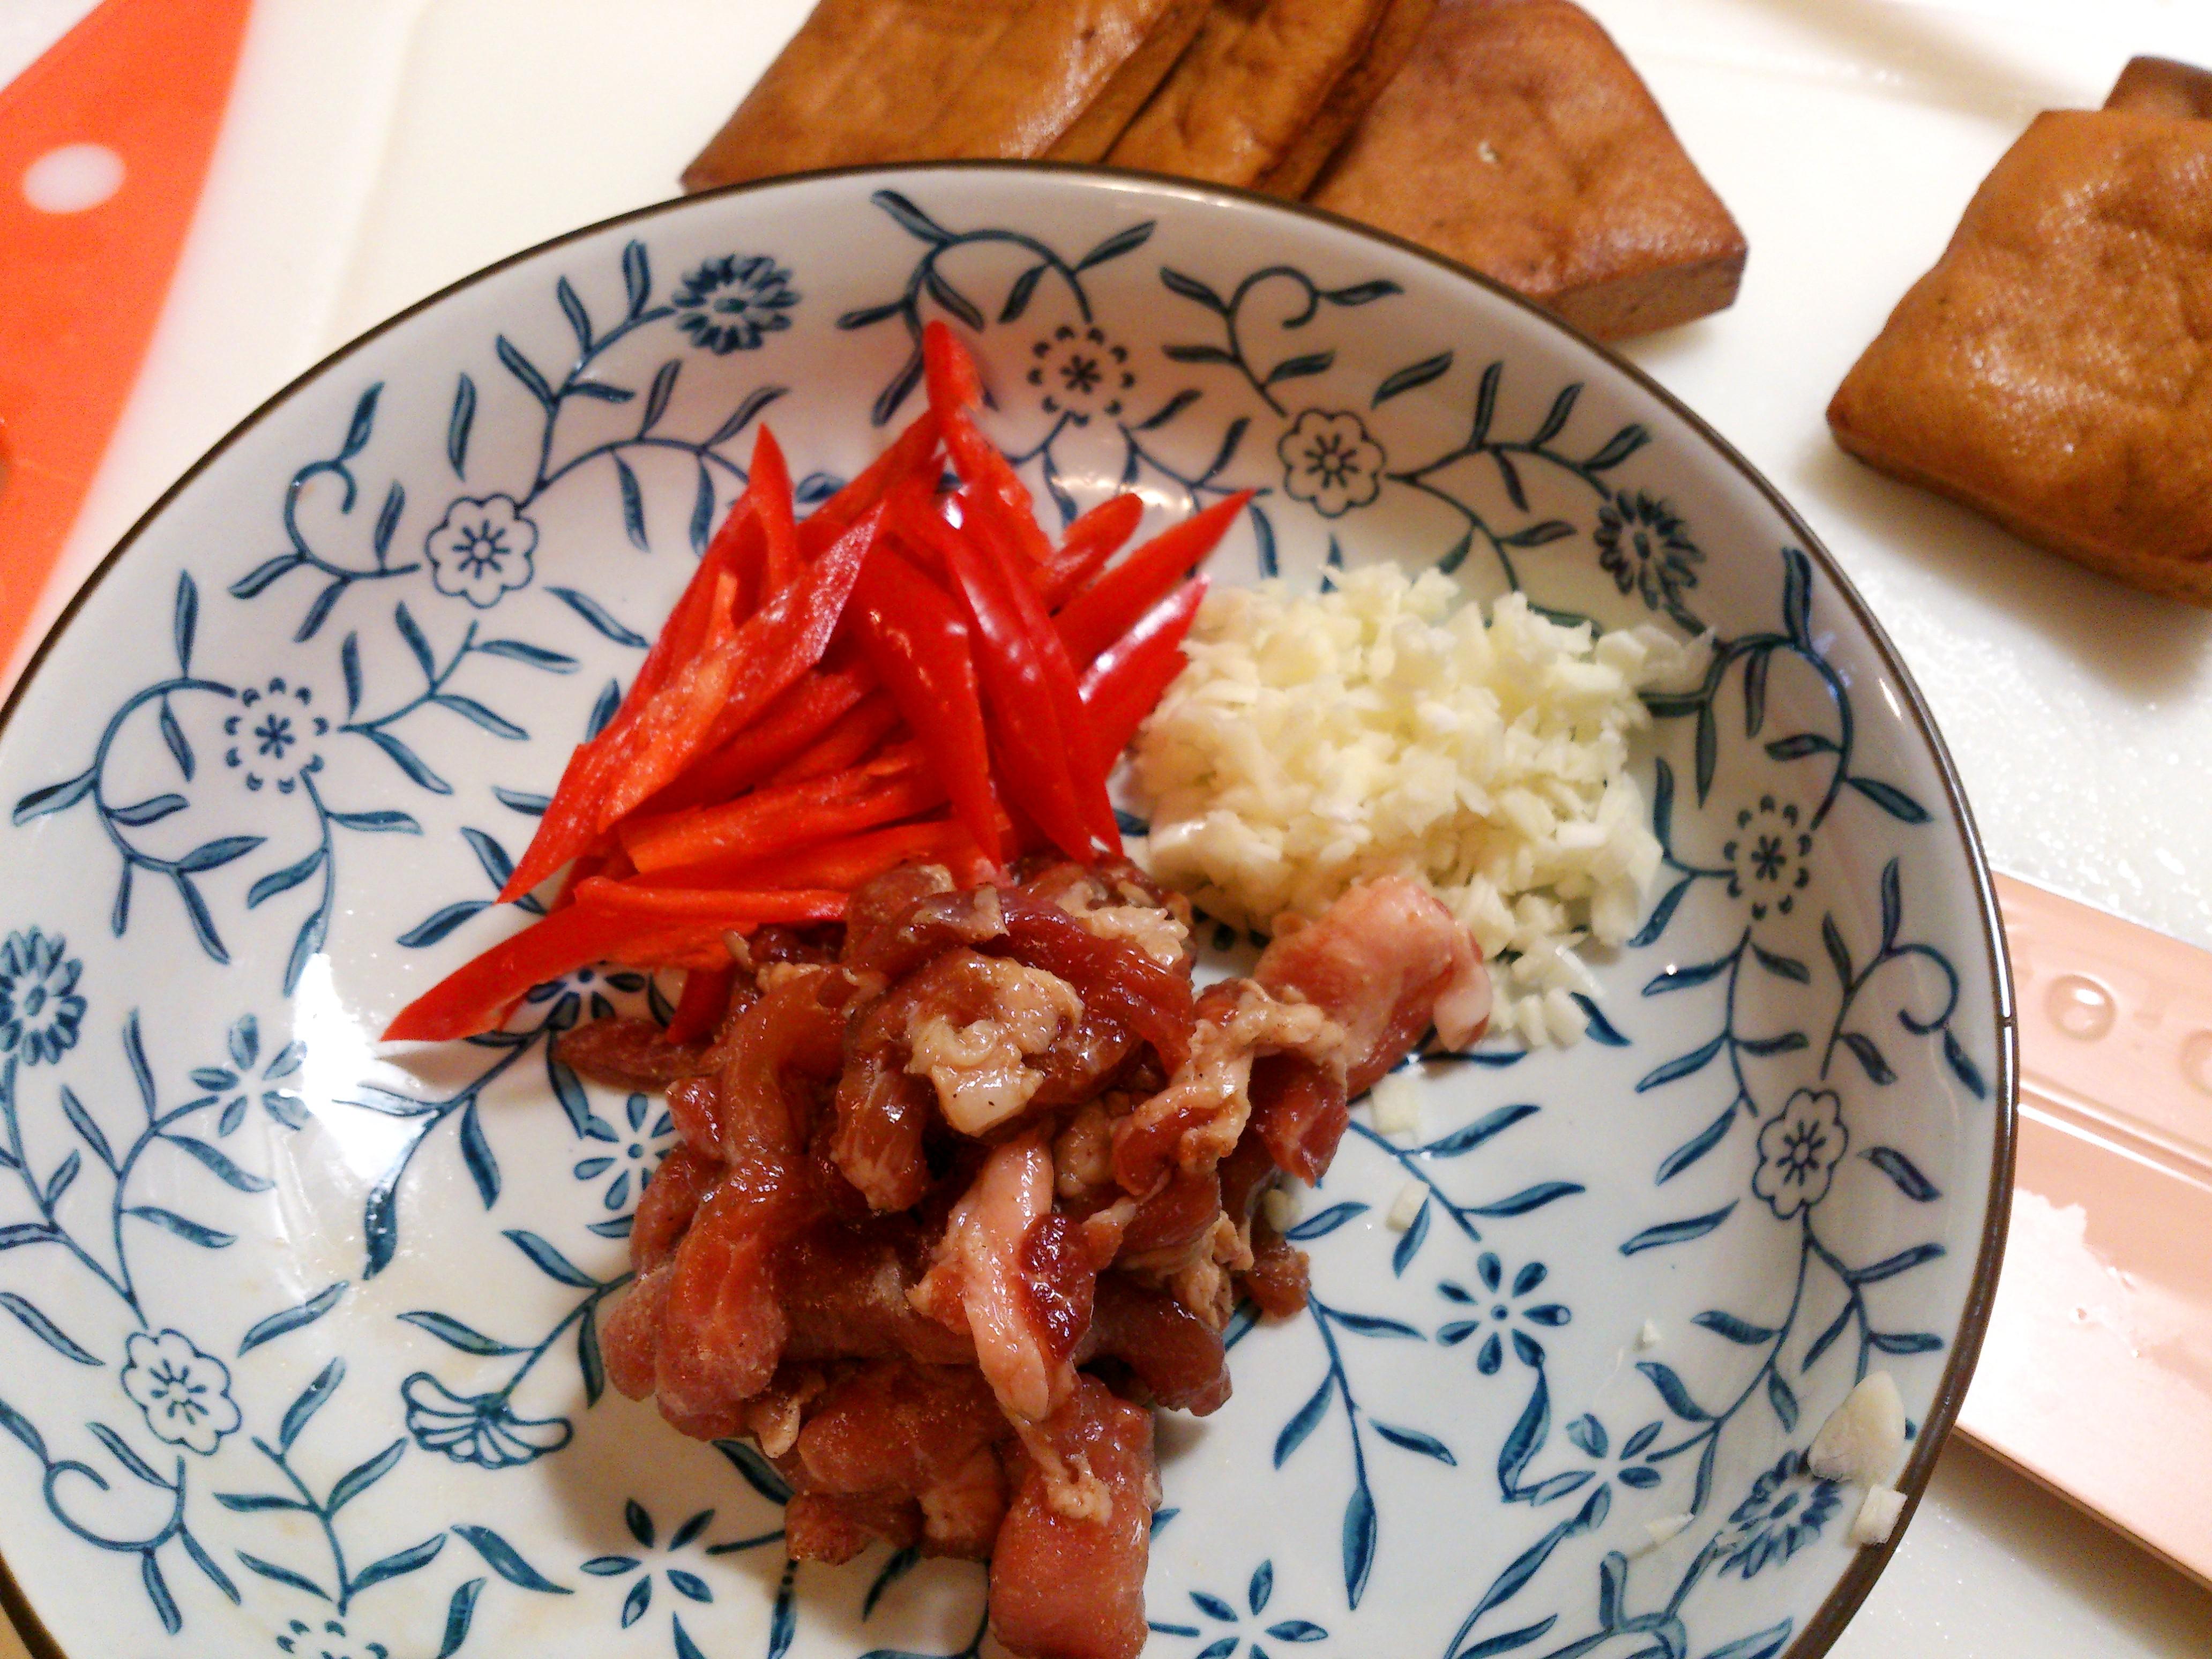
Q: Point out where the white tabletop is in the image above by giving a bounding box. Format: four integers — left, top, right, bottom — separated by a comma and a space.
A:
5, 2, 2210, 1654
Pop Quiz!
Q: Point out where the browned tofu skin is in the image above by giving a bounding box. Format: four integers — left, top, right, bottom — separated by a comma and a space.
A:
1828, 107, 2212, 607
1046, 0, 1214, 162
1256, 0, 1437, 198
683, 0, 1197, 190
1107, 0, 1391, 188
1308, 0, 1744, 341
2105, 55, 2212, 121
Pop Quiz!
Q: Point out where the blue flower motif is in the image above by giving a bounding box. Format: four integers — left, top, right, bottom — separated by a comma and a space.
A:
119, 1329, 240, 1455
573, 1092, 674, 1212
582, 1500, 721, 1632
425, 494, 539, 609
1716, 1450, 1840, 1579
275, 1617, 388, 1659
1438, 1252, 1571, 1374
672, 253, 798, 354
1560, 1412, 1668, 1491
1595, 490, 1702, 623
401, 1372, 571, 1468
224, 677, 329, 794
0, 928, 83, 1066
1753, 1088, 1848, 1221
1152, 1560, 1326, 1657
1278, 410, 1385, 518
1027, 323, 1134, 424
1721, 796, 1813, 922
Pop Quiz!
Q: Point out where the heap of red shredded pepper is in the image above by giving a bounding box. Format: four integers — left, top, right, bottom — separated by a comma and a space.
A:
385, 322, 1247, 1043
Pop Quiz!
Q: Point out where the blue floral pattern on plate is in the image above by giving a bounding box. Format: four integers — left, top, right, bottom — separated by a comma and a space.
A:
0, 168, 2007, 1659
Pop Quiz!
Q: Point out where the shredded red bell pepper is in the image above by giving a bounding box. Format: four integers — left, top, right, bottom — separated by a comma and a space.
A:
849, 547, 1004, 858
1056, 490, 1250, 666
388, 346, 1239, 1042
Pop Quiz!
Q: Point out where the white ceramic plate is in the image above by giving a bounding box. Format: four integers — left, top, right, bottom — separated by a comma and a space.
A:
0, 167, 2010, 1659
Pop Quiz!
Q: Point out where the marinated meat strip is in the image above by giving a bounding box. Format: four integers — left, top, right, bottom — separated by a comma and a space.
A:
1256, 872, 1490, 1092
603, 862, 1487, 1659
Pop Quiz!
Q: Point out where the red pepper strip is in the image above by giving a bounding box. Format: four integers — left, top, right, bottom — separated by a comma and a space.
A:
639, 665, 876, 816
922, 325, 1055, 568
848, 546, 1004, 858
642, 817, 981, 893
1081, 579, 1205, 767
959, 495, 1120, 853
1038, 492, 1144, 607
751, 425, 800, 592
942, 409, 1055, 567
797, 409, 941, 559
500, 503, 885, 901
500, 569, 742, 902
765, 691, 902, 786
663, 962, 736, 1044
571, 879, 847, 923
1081, 577, 1206, 704
991, 890, 1195, 1074
384, 904, 669, 1041
923, 316, 985, 416
623, 750, 944, 875
1055, 489, 1251, 666
894, 495, 1094, 860
638, 492, 762, 705
685, 504, 883, 763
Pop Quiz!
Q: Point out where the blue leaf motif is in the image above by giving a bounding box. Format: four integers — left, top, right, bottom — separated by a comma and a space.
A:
1424, 1102, 1537, 1155
1846, 775, 1931, 823
1691, 1310, 1777, 1346
1630, 873, 1695, 950
125, 1205, 234, 1249
1284, 1202, 1367, 1241
1455, 1617, 1558, 1659
454, 1524, 571, 1592
1847, 1242, 1946, 1284
1636, 1362, 1709, 1421
1498, 1368, 1549, 1494
1274, 1376, 1331, 1468
1620, 1203, 1735, 1256
1635, 1033, 1724, 1092
1391, 1196, 1431, 1274
1371, 1422, 1455, 1464
238, 1283, 347, 1355
237, 1551, 328, 1602
1656, 1105, 1736, 1184
280, 1358, 343, 1451
436, 1578, 485, 1659
1468, 1182, 1582, 1217
505, 1228, 597, 1288
548, 587, 650, 648
1865, 1146, 1941, 1201
0, 1294, 100, 1365
1342, 1469, 1377, 1607
1702, 1618, 1793, 1659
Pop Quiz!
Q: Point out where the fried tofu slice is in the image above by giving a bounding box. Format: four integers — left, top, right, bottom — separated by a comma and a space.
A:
1828, 102, 2212, 607
683, 0, 1199, 190
1106, 0, 1392, 188
1307, 0, 1744, 340
1256, 0, 1436, 198
1048, 0, 1213, 161
2104, 54, 2212, 120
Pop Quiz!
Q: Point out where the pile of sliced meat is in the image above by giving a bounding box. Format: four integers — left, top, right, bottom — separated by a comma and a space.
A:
567, 861, 1489, 1659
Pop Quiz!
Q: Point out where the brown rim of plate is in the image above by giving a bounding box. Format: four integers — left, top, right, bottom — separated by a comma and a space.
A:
0, 159, 2016, 1659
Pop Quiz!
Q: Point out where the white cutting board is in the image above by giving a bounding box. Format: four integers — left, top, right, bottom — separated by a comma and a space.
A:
11, 2, 2212, 1656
